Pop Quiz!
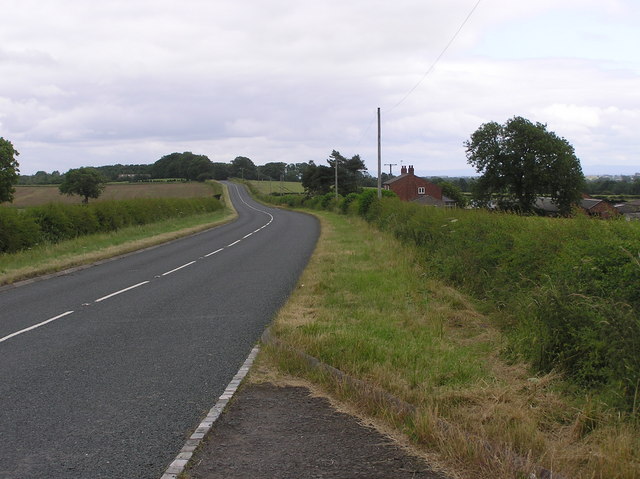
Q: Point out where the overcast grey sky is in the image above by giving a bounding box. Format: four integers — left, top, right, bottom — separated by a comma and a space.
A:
2, 0, 638, 176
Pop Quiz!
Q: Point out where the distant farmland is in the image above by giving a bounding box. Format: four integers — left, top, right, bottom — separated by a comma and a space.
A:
247, 180, 304, 195
9, 182, 217, 207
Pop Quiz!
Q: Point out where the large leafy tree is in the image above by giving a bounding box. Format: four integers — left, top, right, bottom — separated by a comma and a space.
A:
230, 156, 257, 180
465, 116, 584, 215
284, 163, 308, 182
0, 137, 20, 203
301, 151, 367, 196
327, 150, 367, 195
151, 152, 213, 181
257, 162, 287, 180
301, 161, 334, 195
59, 167, 107, 204
210, 162, 231, 180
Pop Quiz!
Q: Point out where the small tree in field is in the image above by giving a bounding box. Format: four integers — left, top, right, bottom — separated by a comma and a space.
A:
465, 116, 584, 215
59, 167, 106, 204
0, 137, 20, 203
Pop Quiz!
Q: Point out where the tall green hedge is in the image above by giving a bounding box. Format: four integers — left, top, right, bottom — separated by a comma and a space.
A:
263, 189, 640, 412
0, 197, 222, 254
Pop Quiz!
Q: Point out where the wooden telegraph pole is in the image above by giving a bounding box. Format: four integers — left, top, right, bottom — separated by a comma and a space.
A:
377, 107, 382, 198
334, 153, 338, 200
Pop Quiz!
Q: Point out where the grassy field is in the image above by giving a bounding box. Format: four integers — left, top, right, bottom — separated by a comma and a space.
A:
258, 210, 640, 479
9, 182, 217, 207
246, 180, 304, 195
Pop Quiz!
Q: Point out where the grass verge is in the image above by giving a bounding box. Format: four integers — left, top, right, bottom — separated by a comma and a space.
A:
0, 185, 236, 286
260, 210, 640, 479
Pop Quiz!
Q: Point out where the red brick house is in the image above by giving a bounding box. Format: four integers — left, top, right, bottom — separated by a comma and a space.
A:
580, 196, 619, 218
383, 165, 454, 206
535, 195, 619, 218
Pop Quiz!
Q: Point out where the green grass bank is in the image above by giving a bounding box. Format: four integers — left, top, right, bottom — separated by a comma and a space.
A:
262, 189, 640, 412
253, 187, 640, 478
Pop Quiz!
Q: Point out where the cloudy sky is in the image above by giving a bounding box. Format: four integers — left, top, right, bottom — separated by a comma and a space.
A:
2, 0, 639, 177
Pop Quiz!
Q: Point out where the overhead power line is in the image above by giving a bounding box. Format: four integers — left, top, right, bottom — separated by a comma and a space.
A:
387, 0, 483, 113
354, 0, 482, 148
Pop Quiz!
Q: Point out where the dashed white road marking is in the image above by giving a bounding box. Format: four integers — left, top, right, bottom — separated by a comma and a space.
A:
95, 281, 150, 302
205, 248, 224, 258
227, 239, 241, 247
161, 261, 197, 277
0, 311, 75, 343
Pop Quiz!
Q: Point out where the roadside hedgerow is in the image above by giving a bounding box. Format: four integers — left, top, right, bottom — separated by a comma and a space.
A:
0, 197, 222, 253
261, 188, 640, 412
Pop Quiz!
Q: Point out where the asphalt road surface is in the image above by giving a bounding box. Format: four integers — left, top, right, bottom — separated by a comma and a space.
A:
0, 183, 319, 479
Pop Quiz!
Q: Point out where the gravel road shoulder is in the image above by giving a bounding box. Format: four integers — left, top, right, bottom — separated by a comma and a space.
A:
185, 382, 450, 479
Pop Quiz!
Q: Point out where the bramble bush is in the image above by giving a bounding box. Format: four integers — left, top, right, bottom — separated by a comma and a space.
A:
0, 197, 222, 253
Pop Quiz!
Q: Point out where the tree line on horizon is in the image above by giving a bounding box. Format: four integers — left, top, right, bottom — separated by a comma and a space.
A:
16, 151, 394, 189
8, 116, 640, 211
18, 161, 638, 198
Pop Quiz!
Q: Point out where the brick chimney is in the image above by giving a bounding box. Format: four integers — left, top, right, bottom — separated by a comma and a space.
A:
408, 165, 414, 175
400, 165, 407, 175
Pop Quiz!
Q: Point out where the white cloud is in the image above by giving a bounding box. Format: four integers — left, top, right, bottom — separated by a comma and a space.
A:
1, 0, 638, 175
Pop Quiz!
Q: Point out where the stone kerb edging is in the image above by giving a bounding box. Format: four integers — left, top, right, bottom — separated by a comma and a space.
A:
260, 328, 563, 479
160, 346, 259, 479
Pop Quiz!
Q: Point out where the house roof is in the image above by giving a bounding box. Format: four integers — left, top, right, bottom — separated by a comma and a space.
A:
580, 198, 604, 210
534, 197, 559, 213
382, 174, 408, 185
615, 199, 640, 213
536, 196, 618, 214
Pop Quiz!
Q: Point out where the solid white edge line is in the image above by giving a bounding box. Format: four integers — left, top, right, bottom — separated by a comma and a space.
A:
204, 248, 224, 258
95, 281, 150, 302
0, 311, 75, 343
160, 345, 260, 479
161, 261, 197, 277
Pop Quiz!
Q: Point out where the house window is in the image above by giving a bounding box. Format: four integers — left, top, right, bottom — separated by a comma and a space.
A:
418, 187, 425, 195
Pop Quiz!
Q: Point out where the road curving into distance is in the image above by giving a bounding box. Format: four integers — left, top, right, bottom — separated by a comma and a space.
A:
0, 182, 319, 479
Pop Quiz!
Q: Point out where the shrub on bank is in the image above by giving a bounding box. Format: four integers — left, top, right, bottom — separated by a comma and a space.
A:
0, 208, 42, 253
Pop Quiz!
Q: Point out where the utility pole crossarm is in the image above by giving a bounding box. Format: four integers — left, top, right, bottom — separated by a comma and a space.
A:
384, 163, 397, 175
